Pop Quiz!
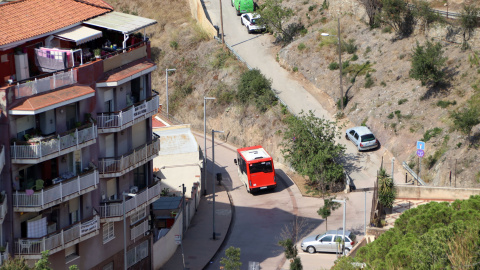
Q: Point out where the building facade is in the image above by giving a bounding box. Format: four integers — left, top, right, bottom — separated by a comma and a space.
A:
0, 0, 160, 268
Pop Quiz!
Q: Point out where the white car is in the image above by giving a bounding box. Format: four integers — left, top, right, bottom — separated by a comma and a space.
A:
301, 230, 356, 255
345, 126, 379, 151
240, 13, 266, 34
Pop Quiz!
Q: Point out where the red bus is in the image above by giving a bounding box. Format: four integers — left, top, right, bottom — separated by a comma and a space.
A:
234, 145, 276, 193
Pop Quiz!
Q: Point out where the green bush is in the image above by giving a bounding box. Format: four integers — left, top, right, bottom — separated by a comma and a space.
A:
169, 40, 178, 50
361, 117, 368, 126
387, 112, 394, 119
398, 98, 408, 105
382, 26, 392, 33
422, 127, 442, 142
436, 100, 456, 108
328, 62, 339, 70
293, 66, 298, 72
342, 39, 357, 54
342, 60, 350, 70
237, 69, 277, 112
381, 81, 387, 87
308, 4, 317, 11
364, 72, 374, 88
298, 43, 306, 50
350, 54, 358, 61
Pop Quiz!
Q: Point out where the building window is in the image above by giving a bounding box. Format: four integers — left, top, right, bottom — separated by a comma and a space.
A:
102, 262, 114, 270
65, 244, 79, 263
103, 222, 115, 244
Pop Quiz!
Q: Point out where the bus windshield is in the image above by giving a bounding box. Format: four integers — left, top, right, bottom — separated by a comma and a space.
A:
249, 161, 273, 174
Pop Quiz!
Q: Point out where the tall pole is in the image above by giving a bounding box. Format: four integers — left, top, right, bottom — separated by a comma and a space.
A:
333, 199, 346, 255
203, 97, 215, 196
219, 0, 225, 47
364, 190, 366, 236
123, 194, 127, 270
337, 18, 343, 110
165, 68, 176, 116
211, 129, 224, 240
182, 183, 186, 233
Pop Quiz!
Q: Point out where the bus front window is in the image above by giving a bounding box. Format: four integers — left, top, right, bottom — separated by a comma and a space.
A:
249, 161, 273, 173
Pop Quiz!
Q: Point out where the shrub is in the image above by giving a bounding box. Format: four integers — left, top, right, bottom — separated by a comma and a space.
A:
361, 117, 368, 126
436, 100, 456, 108
169, 40, 178, 50
398, 98, 408, 105
293, 66, 298, 72
382, 26, 392, 33
350, 54, 358, 61
328, 62, 339, 70
450, 106, 480, 136
381, 81, 387, 87
365, 46, 371, 55
387, 112, 394, 119
308, 4, 317, 11
237, 69, 277, 112
409, 40, 447, 86
342, 39, 357, 54
422, 127, 442, 142
364, 72, 374, 88
298, 43, 306, 50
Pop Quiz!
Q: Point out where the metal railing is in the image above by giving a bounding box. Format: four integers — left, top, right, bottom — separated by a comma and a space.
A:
14, 69, 76, 99
100, 182, 161, 218
126, 240, 149, 268
97, 95, 159, 132
402, 161, 426, 186
13, 170, 99, 210
0, 242, 8, 266
0, 145, 4, 174
131, 219, 149, 240
98, 135, 160, 176
0, 195, 8, 223
15, 215, 99, 256
11, 125, 97, 160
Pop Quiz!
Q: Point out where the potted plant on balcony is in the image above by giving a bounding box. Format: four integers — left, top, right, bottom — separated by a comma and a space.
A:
94, 48, 101, 59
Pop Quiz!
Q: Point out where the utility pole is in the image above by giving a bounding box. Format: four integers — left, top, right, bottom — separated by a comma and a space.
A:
219, 0, 225, 48
337, 18, 343, 110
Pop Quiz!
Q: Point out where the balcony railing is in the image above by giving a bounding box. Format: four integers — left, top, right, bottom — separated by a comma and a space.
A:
0, 145, 4, 175
15, 215, 99, 257
131, 219, 149, 240
14, 69, 76, 99
0, 195, 7, 224
97, 94, 159, 133
98, 134, 160, 177
0, 242, 8, 266
13, 170, 99, 212
100, 181, 161, 220
11, 125, 97, 164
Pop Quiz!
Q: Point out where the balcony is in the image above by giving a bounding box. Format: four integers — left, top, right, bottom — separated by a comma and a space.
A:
13, 170, 99, 212
100, 181, 161, 222
0, 242, 8, 266
14, 69, 76, 100
0, 194, 7, 224
14, 214, 99, 259
131, 219, 149, 240
11, 124, 97, 164
98, 134, 160, 178
97, 94, 159, 133
0, 145, 4, 175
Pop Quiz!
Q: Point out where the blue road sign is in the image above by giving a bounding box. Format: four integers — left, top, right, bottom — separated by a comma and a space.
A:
417, 149, 424, 158
417, 141, 425, 150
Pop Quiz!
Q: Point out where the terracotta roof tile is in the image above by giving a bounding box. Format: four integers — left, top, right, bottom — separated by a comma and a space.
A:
0, 0, 112, 46
11, 84, 95, 112
98, 59, 156, 83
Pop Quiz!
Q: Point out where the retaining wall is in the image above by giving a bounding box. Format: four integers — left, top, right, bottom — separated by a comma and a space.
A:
395, 184, 480, 201
188, 0, 218, 38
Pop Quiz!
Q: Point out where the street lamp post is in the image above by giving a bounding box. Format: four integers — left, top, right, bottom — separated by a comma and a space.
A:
332, 199, 346, 255
211, 129, 224, 240
123, 192, 136, 270
203, 97, 215, 196
165, 68, 176, 116
321, 17, 343, 110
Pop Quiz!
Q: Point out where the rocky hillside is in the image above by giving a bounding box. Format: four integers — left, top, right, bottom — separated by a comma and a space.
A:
276, 0, 480, 187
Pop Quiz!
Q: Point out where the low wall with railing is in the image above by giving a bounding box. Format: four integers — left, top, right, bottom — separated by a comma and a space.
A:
188, 0, 218, 38
103, 43, 148, 72
395, 184, 480, 201
153, 183, 201, 269
14, 69, 76, 99
13, 170, 99, 211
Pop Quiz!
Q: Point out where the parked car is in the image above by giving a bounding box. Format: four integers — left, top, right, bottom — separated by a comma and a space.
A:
232, 0, 254, 16
301, 230, 356, 255
240, 13, 266, 34
345, 126, 379, 151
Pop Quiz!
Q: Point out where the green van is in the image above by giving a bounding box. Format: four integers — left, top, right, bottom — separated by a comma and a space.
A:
231, 0, 255, 16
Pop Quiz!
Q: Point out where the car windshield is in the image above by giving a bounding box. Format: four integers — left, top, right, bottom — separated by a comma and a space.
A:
361, 134, 376, 142
249, 161, 273, 174
251, 19, 257, 24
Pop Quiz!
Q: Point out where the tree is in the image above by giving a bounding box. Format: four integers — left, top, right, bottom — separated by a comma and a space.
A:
0, 256, 31, 270
378, 168, 396, 209
237, 69, 276, 112
450, 106, 480, 138
411, 0, 443, 34
459, 4, 480, 50
281, 110, 346, 194
409, 40, 447, 86
278, 238, 297, 259
256, 0, 294, 43
289, 257, 303, 270
34, 251, 52, 270
220, 246, 242, 270
358, 0, 382, 28
317, 198, 341, 231
377, 0, 414, 37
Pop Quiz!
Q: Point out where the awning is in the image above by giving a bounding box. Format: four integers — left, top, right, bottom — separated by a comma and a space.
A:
9, 85, 95, 115
54, 26, 103, 45
84, 11, 157, 34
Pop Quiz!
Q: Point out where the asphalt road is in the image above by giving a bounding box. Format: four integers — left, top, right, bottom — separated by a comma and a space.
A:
200, 1, 406, 269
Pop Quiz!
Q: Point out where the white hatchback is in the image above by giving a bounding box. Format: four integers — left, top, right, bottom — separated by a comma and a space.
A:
240, 13, 266, 34
345, 126, 379, 151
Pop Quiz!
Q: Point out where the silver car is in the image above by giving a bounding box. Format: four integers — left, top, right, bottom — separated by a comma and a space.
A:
240, 13, 266, 34
345, 126, 379, 151
301, 230, 356, 255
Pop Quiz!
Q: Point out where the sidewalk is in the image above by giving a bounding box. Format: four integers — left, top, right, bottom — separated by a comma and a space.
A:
159, 178, 233, 270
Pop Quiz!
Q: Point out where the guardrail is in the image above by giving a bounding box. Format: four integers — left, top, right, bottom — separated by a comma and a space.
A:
97, 95, 159, 132
100, 182, 161, 219
402, 161, 426, 186
15, 69, 76, 99
406, 3, 463, 19
13, 170, 99, 211
15, 215, 99, 256
11, 125, 97, 161
98, 134, 160, 177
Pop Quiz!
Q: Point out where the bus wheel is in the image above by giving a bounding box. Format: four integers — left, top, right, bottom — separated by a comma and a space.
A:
245, 184, 250, 193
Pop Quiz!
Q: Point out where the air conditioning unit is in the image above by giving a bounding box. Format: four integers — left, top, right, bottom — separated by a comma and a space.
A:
130, 186, 139, 194
144, 231, 150, 236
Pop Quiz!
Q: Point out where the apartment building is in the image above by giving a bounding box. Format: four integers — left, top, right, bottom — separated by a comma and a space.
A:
0, 0, 161, 268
